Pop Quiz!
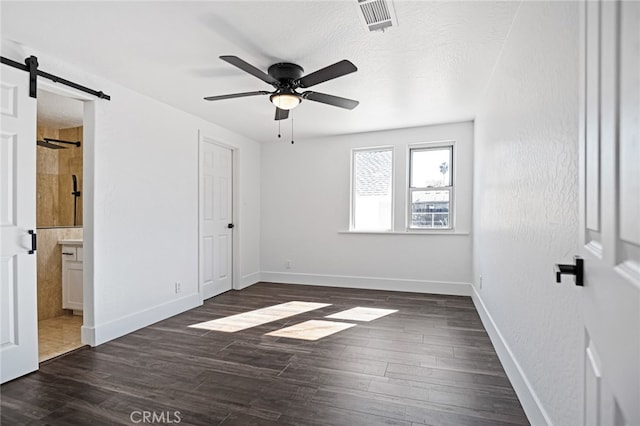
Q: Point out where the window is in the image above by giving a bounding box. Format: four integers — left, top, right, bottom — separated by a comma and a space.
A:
351, 148, 393, 231
409, 145, 453, 229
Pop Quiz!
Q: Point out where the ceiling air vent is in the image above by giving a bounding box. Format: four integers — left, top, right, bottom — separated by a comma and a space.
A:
357, 0, 397, 32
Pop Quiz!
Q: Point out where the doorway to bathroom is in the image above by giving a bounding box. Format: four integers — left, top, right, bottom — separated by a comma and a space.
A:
35, 89, 85, 361
1, 58, 100, 382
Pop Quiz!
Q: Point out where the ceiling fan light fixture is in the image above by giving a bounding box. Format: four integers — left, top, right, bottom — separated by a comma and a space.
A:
270, 93, 301, 110
205, 56, 359, 119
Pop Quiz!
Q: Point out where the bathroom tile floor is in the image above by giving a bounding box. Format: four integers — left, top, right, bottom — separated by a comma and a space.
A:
38, 314, 84, 362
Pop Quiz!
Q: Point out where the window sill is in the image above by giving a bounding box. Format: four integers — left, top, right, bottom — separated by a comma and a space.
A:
339, 230, 470, 236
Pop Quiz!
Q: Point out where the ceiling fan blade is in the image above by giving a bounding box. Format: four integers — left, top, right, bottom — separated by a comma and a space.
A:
296, 60, 357, 88
274, 108, 289, 121
301, 91, 359, 110
204, 91, 270, 101
220, 55, 279, 85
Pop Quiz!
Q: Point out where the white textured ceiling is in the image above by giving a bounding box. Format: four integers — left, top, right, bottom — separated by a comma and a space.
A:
36, 89, 84, 129
1, 1, 519, 142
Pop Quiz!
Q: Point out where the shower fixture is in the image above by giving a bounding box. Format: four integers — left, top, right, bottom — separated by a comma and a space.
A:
36, 137, 81, 149
72, 175, 81, 226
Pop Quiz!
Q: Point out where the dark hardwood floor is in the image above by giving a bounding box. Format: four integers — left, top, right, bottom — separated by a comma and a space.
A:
1, 283, 529, 425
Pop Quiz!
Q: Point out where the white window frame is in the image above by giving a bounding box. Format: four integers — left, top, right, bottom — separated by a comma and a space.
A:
350, 146, 394, 232
407, 142, 455, 231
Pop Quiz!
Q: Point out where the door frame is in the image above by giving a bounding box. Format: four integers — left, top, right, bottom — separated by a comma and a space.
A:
37, 79, 97, 347
198, 131, 240, 300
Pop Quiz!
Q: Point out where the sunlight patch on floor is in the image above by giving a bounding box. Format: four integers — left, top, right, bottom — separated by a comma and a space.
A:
266, 320, 356, 341
325, 307, 398, 322
188, 301, 331, 332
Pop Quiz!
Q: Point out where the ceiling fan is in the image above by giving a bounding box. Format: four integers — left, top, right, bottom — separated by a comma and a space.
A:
204, 56, 359, 120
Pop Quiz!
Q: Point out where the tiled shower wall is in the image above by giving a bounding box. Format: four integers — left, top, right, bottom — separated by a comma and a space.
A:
36, 125, 83, 227
36, 125, 84, 321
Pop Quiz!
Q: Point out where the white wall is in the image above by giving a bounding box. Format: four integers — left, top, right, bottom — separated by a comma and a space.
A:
473, 2, 581, 425
261, 121, 473, 294
1, 42, 262, 346
90, 83, 261, 344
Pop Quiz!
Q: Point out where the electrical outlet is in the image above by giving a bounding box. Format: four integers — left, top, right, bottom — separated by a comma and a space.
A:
285, 259, 292, 269
479, 275, 483, 289
175, 282, 181, 294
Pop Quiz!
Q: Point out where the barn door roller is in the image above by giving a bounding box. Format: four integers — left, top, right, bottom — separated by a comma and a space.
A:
0, 55, 111, 100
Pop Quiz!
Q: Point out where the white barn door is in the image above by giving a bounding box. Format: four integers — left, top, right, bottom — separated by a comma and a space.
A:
1, 66, 39, 383
199, 137, 233, 300
579, 0, 639, 424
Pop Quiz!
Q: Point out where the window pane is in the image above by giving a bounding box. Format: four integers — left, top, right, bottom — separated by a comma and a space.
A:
410, 190, 450, 228
353, 149, 392, 230
411, 148, 451, 187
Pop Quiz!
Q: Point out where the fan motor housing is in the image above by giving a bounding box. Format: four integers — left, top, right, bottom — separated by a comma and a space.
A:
268, 63, 304, 83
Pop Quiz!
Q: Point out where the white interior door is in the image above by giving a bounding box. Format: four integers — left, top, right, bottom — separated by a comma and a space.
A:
579, 1, 640, 424
1, 65, 39, 383
199, 137, 233, 300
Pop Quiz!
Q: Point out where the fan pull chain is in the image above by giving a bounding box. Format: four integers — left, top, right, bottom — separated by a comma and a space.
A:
291, 110, 294, 144
278, 118, 281, 138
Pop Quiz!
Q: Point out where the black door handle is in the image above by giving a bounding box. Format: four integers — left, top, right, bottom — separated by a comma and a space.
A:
227, 223, 235, 229
28, 229, 37, 254
555, 256, 583, 286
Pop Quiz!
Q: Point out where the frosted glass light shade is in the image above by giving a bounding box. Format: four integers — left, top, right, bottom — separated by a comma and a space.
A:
270, 93, 301, 110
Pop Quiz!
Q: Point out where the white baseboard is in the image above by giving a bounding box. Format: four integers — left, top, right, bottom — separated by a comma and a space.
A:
90, 293, 202, 346
471, 286, 551, 426
201, 282, 214, 300
237, 272, 261, 290
260, 271, 472, 296
81, 325, 96, 346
